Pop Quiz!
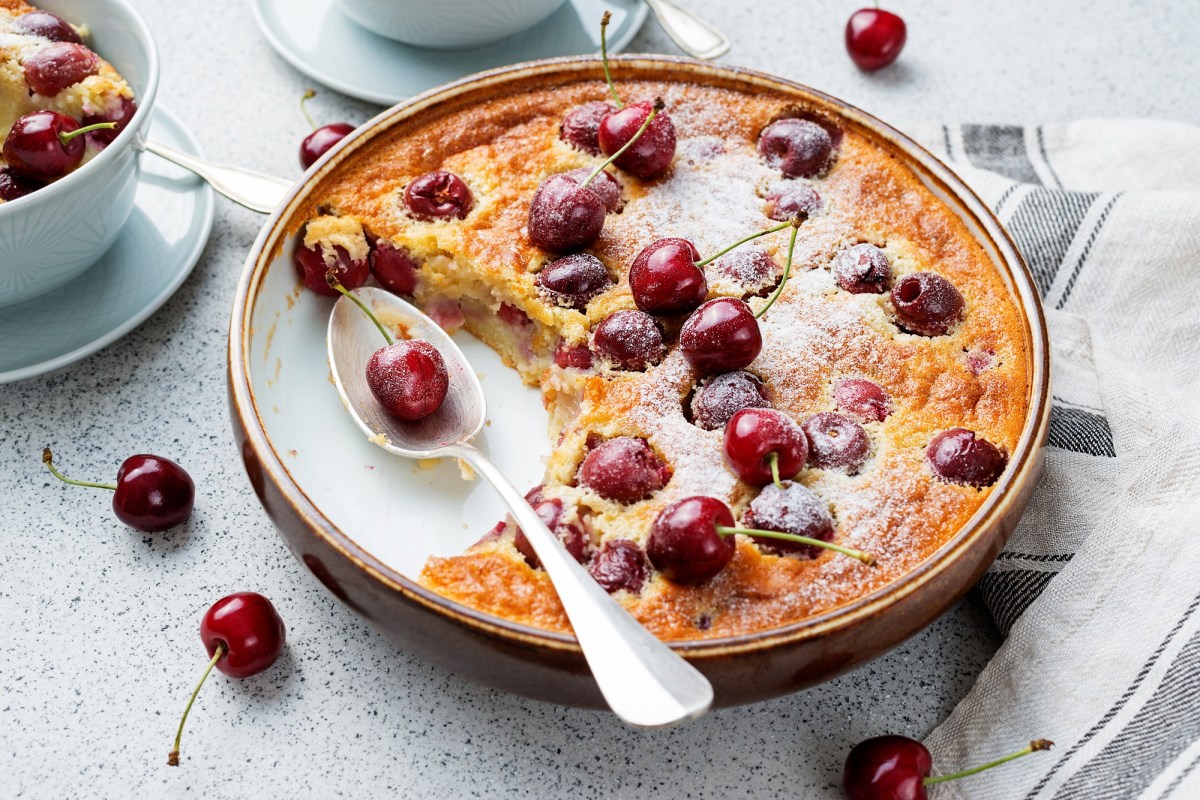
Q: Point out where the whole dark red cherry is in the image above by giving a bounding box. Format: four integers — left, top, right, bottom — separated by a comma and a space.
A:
803, 412, 871, 473
647, 496, 737, 584
169, 592, 286, 766
404, 170, 473, 221
679, 298, 762, 374
300, 122, 354, 168
554, 340, 594, 370
628, 238, 708, 316
711, 248, 780, 298
536, 253, 614, 310
927, 428, 1007, 487
588, 539, 649, 594
560, 101, 616, 155
527, 173, 606, 253
690, 371, 770, 431
846, 8, 908, 72
294, 240, 369, 296
578, 436, 670, 504
723, 408, 807, 486
23, 41, 99, 96
743, 481, 833, 558
3, 110, 88, 180
13, 10, 84, 43
834, 377, 891, 423
758, 118, 835, 178
512, 498, 590, 568
563, 166, 623, 212
370, 241, 419, 295
82, 96, 137, 148
0, 166, 41, 201
366, 339, 449, 422
834, 243, 892, 294
42, 448, 195, 533
843, 735, 932, 800
891, 272, 964, 336
598, 100, 677, 179
765, 183, 822, 221
591, 309, 665, 371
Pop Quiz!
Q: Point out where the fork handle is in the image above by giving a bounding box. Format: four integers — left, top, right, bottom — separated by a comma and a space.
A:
142, 140, 292, 214
644, 0, 731, 60
447, 443, 713, 727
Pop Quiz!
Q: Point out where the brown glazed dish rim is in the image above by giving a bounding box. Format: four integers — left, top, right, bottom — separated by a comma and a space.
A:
228, 55, 1051, 659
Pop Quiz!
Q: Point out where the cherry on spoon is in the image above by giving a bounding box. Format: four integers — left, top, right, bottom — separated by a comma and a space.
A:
843, 736, 1052, 800
167, 592, 286, 766
326, 285, 712, 727
42, 447, 194, 532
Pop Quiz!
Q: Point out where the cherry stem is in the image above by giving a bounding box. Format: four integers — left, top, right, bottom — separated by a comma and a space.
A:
715, 525, 877, 566
325, 271, 393, 346
42, 448, 117, 491
599, 11, 623, 109
581, 98, 663, 189
923, 739, 1054, 786
58, 122, 116, 146
300, 89, 318, 132
768, 452, 783, 489
755, 219, 801, 319
167, 642, 225, 767
694, 219, 795, 269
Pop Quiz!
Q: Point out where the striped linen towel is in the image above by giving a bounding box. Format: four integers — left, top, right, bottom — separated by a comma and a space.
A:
900, 120, 1200, 799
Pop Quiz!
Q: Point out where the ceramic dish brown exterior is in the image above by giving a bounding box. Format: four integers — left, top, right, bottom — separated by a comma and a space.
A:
227, 56, 1050, 709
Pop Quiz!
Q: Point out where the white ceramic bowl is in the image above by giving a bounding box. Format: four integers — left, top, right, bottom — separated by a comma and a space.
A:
0, 0, 159, 308
335, 0, 567, 49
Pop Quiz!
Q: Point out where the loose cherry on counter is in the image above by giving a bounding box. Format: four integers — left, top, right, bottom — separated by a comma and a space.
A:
2, 110, 115, 181
591, 309, 666, 371
595, 12, 677, 179
42, 448, 194, 532
528, 99, 664, 253
13, 10, 84, 43
404, 170, 474, 221
167, 593, 286, 766
298, 89, 355, 169
927, 428, 1008, 487
722, 408, 807, 486
844, 736, 1053, 800
327, 273, 450, 422
23, 41, 99, 96
845, 7, 908, 72
647, 495, 874, 584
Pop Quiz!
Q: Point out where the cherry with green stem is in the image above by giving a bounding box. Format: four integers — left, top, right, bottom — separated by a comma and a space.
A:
3, 111, 115, 180
42, 447, 194, 532
528, 100, 664, 253
299, 89, 354, 168
843, 735, 1053, 800
723, 407, 807, 488
326, 272, 449, 422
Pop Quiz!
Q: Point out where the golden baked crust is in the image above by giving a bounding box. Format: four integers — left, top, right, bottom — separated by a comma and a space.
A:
305, 74, 1031, 641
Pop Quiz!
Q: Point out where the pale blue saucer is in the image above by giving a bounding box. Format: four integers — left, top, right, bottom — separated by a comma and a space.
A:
0, 106, 214, 383
251, 0, 649, 106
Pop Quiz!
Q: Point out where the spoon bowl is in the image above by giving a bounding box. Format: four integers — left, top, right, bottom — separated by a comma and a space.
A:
325, 286, 714, 728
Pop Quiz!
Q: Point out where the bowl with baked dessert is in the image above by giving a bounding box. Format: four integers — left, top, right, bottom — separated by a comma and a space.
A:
228, 54, 1050, 709
0, 0, 157, 307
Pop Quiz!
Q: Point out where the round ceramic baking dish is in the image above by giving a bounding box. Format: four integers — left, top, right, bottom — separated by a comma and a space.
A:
227, 56, 1050, 709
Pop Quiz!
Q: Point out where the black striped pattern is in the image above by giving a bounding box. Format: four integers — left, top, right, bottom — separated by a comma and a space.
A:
962, 125, 1042, 184
1006, 189, 1100, 297
1048, 403, 1116, 457
977, 568, 1060, 635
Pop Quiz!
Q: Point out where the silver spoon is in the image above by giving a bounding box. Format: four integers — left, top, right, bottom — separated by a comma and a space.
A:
644, 0, 730, 60
142, 140, 292, 213
326, 286, 714, 727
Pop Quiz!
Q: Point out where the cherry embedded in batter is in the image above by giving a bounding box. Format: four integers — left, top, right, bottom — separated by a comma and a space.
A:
0, 166, 40, 201
295, 231, 369, 296
42, 448, 195, 532
833, 243, 892, 294
845, 7, 908, 72
843, 736, 1053, 800
689, 371, 771, 431
764, 183, 822, 222
722, 408, 808, 486
590, 309, 666, 371
577, 436, 671, 504
758, 117, 836, 178
891, 272, 965, 336
803, 412, 871, 473
168, 592, 286, 766
562, 166, 623, 212
588, 539, 649, 594
554, 340, 594, 370
536, 253, 614, 310
560, 100, 616, 155
512, 498, 591, 568
298, 89, 355, 169
833, 377, 891, 423
926, 428, 1008, 487
81, 95, 137, 148
743, 481, 833, 559
404, 170, 474, 221
13, 10, 83, 43
23, 41, 99, 96
3, 110, 115, 181
370, 240, 420, 296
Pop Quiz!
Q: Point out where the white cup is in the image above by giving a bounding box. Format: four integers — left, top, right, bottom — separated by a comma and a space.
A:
335, 0, 568, 49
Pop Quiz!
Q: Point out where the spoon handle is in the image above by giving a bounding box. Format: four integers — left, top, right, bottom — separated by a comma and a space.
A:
449, 443, 713, 727
142, 140, 292, 214
643, 0, 730, 60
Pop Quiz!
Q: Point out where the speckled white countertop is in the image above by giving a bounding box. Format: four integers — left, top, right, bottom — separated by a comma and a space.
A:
3, 1, 1197, 797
